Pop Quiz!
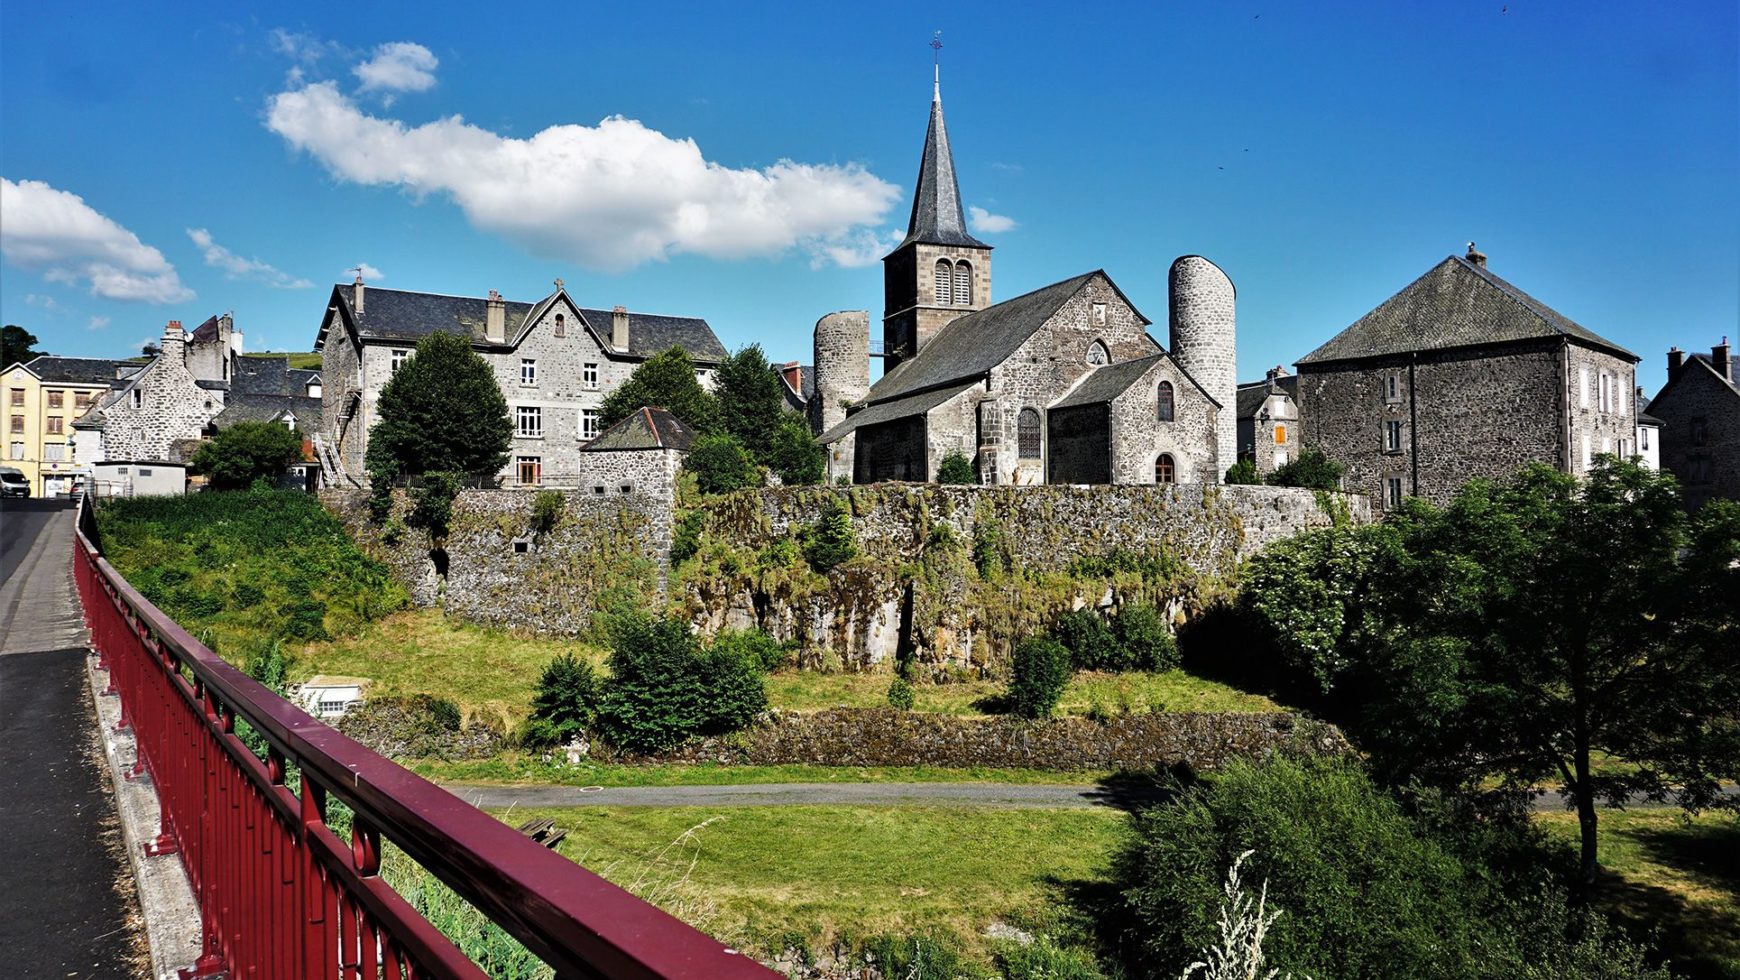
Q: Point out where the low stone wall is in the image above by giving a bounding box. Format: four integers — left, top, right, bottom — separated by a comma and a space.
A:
656, 707, 1347, 771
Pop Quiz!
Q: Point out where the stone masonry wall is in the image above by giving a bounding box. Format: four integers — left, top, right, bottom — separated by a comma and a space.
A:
1108, 355, 1220, 485
1654, 362, 1740, 512
1169, 257, 1237, 477
100, 335, 220, 462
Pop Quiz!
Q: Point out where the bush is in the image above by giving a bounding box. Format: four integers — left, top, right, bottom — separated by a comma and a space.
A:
685, 433, 757, 495
935, 451, 975, 484
229, 582, 265, 609
712, 629, 789, 673
190, 420, 305, 491
972, 518, 1011, 578
670, 509, 705, 564
886, 676, 916, 710
280, 598, 329, 640
526, 653, 597, 746
1051, 609, 1126, 671
1266, 447, 1344, 490
1115, 603, 1178, 671
802, 498, 856, 572
530, 489, 565, 536
594, 616, 767, 754
1008, 637, 1071, 718
860, 933, 967, 980
997, 935, 1107, 980
1224, 458, 1261, 485
767, 411, 825, 485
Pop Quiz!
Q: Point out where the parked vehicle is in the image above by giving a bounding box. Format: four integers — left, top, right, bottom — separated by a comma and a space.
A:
0, 467, 30, 498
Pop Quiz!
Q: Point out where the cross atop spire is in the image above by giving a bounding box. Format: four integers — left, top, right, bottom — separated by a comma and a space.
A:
932, 31, 943, 102
894, 35, 988, 252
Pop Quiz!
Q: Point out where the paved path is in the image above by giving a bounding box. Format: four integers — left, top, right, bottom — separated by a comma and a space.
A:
0, 499, 144, 978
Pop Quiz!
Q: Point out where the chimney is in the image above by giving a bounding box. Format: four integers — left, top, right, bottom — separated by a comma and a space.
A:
1714, 337, 1732, 382
1668, 346, 1684, 374
161, 320, 186, 362
1265, 364, 1288, 384
612, 305, 629, 350
485, 289, 506, 343
782, 361, 803, 393
1465, 242, 1488, 269
352, 271, 365, 315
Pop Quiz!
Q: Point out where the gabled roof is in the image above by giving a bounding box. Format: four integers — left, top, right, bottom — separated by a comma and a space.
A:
21, 355, 137, 385
1051, 355, 1165, 409
892, 88, 988, 251
289, 368, 321, 391
188, 315, 222, 343
1297, 255, 1637, 366
1235, 375, 1296, 419
864, 271, 1149, 408
211, 395, 323, 431
582, 406, 697, 452
820, 378, 978, 444
1649, 352, 1740, 419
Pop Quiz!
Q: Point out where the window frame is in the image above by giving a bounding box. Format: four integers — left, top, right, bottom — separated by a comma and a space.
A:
1017, 407, 1042, 459
520, 358, 538, 387
553, 313, 567, 338
580, 408, 601, 441
516, 455, 542, 487
46, 390, 63, 409
583, 362, 599, 390
1383, 419, 1402, 453
934, 259, 954, 306
515, 405, 543, 438
391, 348, 410, 374
952, 261, 973, 306
1386, 477, 1403, 509
1156, 453, 1176, 484
1157, 381, 1176, 423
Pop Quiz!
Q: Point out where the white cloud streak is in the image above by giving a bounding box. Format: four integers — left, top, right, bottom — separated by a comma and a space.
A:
187, 228, 313, 288
354, 42, 437, 98
348, 262, 383, 281
264, 76, 901, 271
968, 206, 1018, 234
0, 178, 194, 303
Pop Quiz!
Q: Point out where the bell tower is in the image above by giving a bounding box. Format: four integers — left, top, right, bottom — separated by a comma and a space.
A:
882, 39, 992, 369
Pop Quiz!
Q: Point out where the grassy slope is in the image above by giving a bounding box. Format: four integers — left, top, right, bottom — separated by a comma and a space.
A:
415, 755, 1110, 787
1536, 809, 1740, 978
243, 351, 323, 370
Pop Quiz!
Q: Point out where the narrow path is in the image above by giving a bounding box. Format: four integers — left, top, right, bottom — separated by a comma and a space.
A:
0, 499, 145, 978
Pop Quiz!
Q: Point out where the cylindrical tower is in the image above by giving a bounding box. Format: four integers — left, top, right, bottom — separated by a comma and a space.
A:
1168, 256, 1237, 482
811, 310, 871, 436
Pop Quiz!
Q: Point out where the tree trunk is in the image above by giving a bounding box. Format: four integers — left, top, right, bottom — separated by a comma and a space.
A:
1574, 727, 1599, 892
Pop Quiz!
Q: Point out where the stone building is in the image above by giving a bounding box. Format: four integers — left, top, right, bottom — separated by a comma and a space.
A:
1295, 246, 1640, 510
1235, 367, 1299, 476
575, 405, 696, 500
813, 72, 1231, 486
313, 278, 726, 489
1648, 340, 1739, 510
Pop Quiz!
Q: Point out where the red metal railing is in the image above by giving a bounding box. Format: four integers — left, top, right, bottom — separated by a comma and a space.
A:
74, 499, 775, 979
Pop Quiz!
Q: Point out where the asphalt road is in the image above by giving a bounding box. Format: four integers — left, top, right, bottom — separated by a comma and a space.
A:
0, 498, 143, 978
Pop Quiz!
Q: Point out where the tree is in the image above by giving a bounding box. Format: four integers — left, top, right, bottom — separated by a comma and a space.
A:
189, 421, 305, 491
1245, 458, 1740, 889
767, 412, 825, 485
2, 325, 43, 367
1266, 447, 1343, 490
714, 344, 788, 461
365, 331, 511, 481
685, 432, 757, 494
936, 451, 976, 484
802, 498, 857, 571
593, 616, 766, 754
599, 346, 719, 433
1223, 458, 1261, 485
1007, 637, 1070, 718
523, 653, 597, 747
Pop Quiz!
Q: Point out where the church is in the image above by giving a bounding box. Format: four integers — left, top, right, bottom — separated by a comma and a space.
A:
811, 68, 1236, 486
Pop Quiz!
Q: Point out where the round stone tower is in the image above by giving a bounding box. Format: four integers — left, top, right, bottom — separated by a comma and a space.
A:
1168, 256, 1237, 481
811, 310, 871, 436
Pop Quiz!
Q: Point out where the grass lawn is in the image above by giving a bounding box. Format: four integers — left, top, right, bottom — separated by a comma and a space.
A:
760, 665, 1277, 716
502, 804, 1126, 964
414, 755, 1111, 787
1536, 808, 1740, 978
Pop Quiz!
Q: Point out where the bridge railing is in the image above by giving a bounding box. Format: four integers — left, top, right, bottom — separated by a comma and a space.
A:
74, 497, 774, 980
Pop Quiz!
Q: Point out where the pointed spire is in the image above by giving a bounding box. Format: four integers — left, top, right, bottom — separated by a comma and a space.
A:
897, 36, 988, 251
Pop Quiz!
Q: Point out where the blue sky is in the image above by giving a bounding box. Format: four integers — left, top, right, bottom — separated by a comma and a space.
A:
2, 2, 1734, 395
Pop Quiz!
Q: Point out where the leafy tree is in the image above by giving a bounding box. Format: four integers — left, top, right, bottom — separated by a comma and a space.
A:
189, 421, 305, 491
1223, 458, 1261, 485
1007, 637, 1070, 718
524, 653, 597, 747
714, 344, 788, 461
599, 346, 719, 433
936, 451, 976, 484
1114, 603, 1178, 671
1245, 458, 1740, 888
1265, 447, 1343, 490
685, 432, 757, 494
2, 324, 43, 366
802, 498, 857, 572
593, 616, 766, 754
1051, 608, 1126, 671
365, 331, 511, 481
767, 412, 825, 485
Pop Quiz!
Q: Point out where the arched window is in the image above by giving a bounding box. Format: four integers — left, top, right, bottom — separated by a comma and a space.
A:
554, 313, 566, 337
1017, 408, 1042, 459
934, 259, 954, 305
1086, 340, 1109, 366
1156, 454, 1176, 484
953, 261, 973, 306
1157, 381, 1176, 422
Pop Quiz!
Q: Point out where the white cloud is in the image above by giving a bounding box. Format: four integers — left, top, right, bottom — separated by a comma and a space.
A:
968, 206, 1018, 234
25, 293, 58, 310
187, 228, 313, 288
0, 178, 194, 303
88, 315, 110, 330
349, 262, 383, 281
271, 28, 343, 64
354, 42, 438, 97
265, 80, 900, 271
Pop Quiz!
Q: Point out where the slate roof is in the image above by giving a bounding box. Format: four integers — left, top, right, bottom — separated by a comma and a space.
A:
1051, 355, 1165, 409
1650, 353, 1740, 420
1297, 255, 1637, 366
582, 406, 697, 452
819, 379, 979, 443
195, 379, 230, 391
212, 395, 323, 431
895, 91, 989, 251
1235, 375, 1297, 419
21, 356, 136, 385
188, 315, 221, 343
289, 368, 321, 392
322, 283, 725, 363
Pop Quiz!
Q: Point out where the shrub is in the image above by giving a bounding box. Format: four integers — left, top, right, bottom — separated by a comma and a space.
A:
530, 490, 565, 536
410, 694, 462, 732
1115, 603, 1178, 671
802, 498, 856, 572
594, 616, 766, 753
1224, 457, 1262, 485
935, 451, 975, 484
1051, 608, 1126, 671
712, 629, 789, 673
767, 411, 826, 485
229, 582, 265, 609
527, 653, 597, 745
365, 330, 512, 480
280, 598, 329, 641
1008, 637, 1071, 718
972, 517, 1011, 578
860, 933, 967, 980
670, 509, 705, 564
1266, 447, 1344, 490
685, 433, 757, 495
886, 676, 916, 710
190, 420, 305, 491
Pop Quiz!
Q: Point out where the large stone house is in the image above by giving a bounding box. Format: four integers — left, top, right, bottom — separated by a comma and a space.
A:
813, 74, 1233, 486
1235, 367, 1299, 476
1296, 246, 1640, 510
313, 279, 726, 488
1648, 340, 1738, 510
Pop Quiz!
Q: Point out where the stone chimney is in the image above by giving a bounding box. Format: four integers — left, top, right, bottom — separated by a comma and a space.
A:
1265, 364, 1289, 385
1465, 242, 1488, 269
1668, 346, 1684, 374
352, 271, 365, 315
161, 320, 185, 363
1713, 337, 1732, 382
781, 361, 803, 393
612, 305, 629, 350
485, 289, 506, 343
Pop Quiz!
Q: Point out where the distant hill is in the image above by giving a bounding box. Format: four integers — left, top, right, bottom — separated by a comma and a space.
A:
244, 352, 322, 370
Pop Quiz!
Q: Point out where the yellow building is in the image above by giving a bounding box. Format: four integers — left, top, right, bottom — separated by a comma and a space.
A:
3, 355, 134, 497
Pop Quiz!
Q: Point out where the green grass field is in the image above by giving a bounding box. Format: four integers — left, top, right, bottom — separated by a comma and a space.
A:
1537, 809, 1740, 978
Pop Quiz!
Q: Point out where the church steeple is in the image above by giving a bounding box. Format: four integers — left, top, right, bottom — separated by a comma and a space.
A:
897, 59, 988, 251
